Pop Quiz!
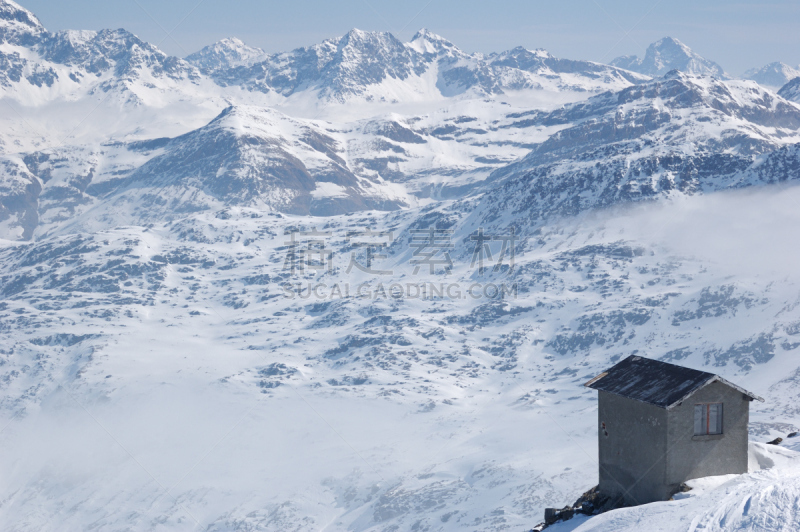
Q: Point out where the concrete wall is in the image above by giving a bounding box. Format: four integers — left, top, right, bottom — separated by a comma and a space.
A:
597, 382, 751, 505
597, 390, 669, 505
665, 381, 750, 489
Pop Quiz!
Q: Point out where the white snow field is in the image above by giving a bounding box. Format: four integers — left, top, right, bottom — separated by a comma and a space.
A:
3, 0, 800, 530
549, 443, 800, 532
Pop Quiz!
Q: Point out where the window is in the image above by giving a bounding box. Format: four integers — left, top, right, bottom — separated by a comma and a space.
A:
694, 403, 723, 435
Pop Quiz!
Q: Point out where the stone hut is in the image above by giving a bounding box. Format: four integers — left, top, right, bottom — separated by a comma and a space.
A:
585, 355, 764, 505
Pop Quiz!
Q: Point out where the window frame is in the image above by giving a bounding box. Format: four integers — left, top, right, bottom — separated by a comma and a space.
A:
694, 402, 723, 436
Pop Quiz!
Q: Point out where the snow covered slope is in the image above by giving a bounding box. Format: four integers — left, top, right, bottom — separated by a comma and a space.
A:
71, 105, 410, 222
551, 443, 800, 531
611, 37, 728, 79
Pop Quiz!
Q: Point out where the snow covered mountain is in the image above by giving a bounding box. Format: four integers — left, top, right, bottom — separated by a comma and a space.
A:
0, 0, 205, 106
4, 97, 581, 238
2, 0, 647, 114
193, 29, 430, 103
70, 105, 410, 223
473, 72, 800, 231
3, 1, 800, 530
18, 70, 800, 239
611, 37, 728, 79
743, 61, 800, 89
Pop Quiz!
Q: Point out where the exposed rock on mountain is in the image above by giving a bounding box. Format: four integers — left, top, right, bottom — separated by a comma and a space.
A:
779, 77, 800, 102
38, 28, 198, 83
190, 29, 429, 102
0, 0, 202, 105
0, 0, 44, 46
0, 156, 40, 240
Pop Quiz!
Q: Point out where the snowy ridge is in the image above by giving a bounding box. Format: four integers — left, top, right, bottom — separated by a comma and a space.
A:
71, 104, 410, 223
0, 27, 211, 108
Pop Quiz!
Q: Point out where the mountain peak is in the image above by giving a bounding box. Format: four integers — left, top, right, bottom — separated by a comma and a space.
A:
661, 68, 686, 80
505, 45, 552, 58
744, 62, 800, 89
342, 27, 381, 41
0, 0, 45, 45
411, 28, 439, 40
0, 0, 41, 27
339, 28, 401, 47
611, 36, 728, 79
335, 28, 406, 53
408, 28, 460, 56
335, 28, 408, 60
186, 37, 267, 71
410, 28, 449, 44
647, 37, 702, 69
652, 36, 689, 50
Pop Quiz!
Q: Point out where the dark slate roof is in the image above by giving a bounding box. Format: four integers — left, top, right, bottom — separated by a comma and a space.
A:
584, 355, 764, 409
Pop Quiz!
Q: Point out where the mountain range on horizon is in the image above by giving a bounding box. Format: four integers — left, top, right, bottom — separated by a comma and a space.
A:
187, 27, 799, 95
3, 0, 799, 106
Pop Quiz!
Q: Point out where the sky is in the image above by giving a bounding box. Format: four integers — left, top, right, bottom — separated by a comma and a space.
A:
16, 0, 800, 75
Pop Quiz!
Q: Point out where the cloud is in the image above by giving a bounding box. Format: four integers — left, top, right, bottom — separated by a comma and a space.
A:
584, 184, 800, 281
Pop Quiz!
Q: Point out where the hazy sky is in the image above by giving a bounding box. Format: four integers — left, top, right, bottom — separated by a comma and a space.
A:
18, 0, 800, 75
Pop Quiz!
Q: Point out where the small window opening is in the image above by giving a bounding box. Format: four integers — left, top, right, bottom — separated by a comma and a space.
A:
694, 403, 723, 435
